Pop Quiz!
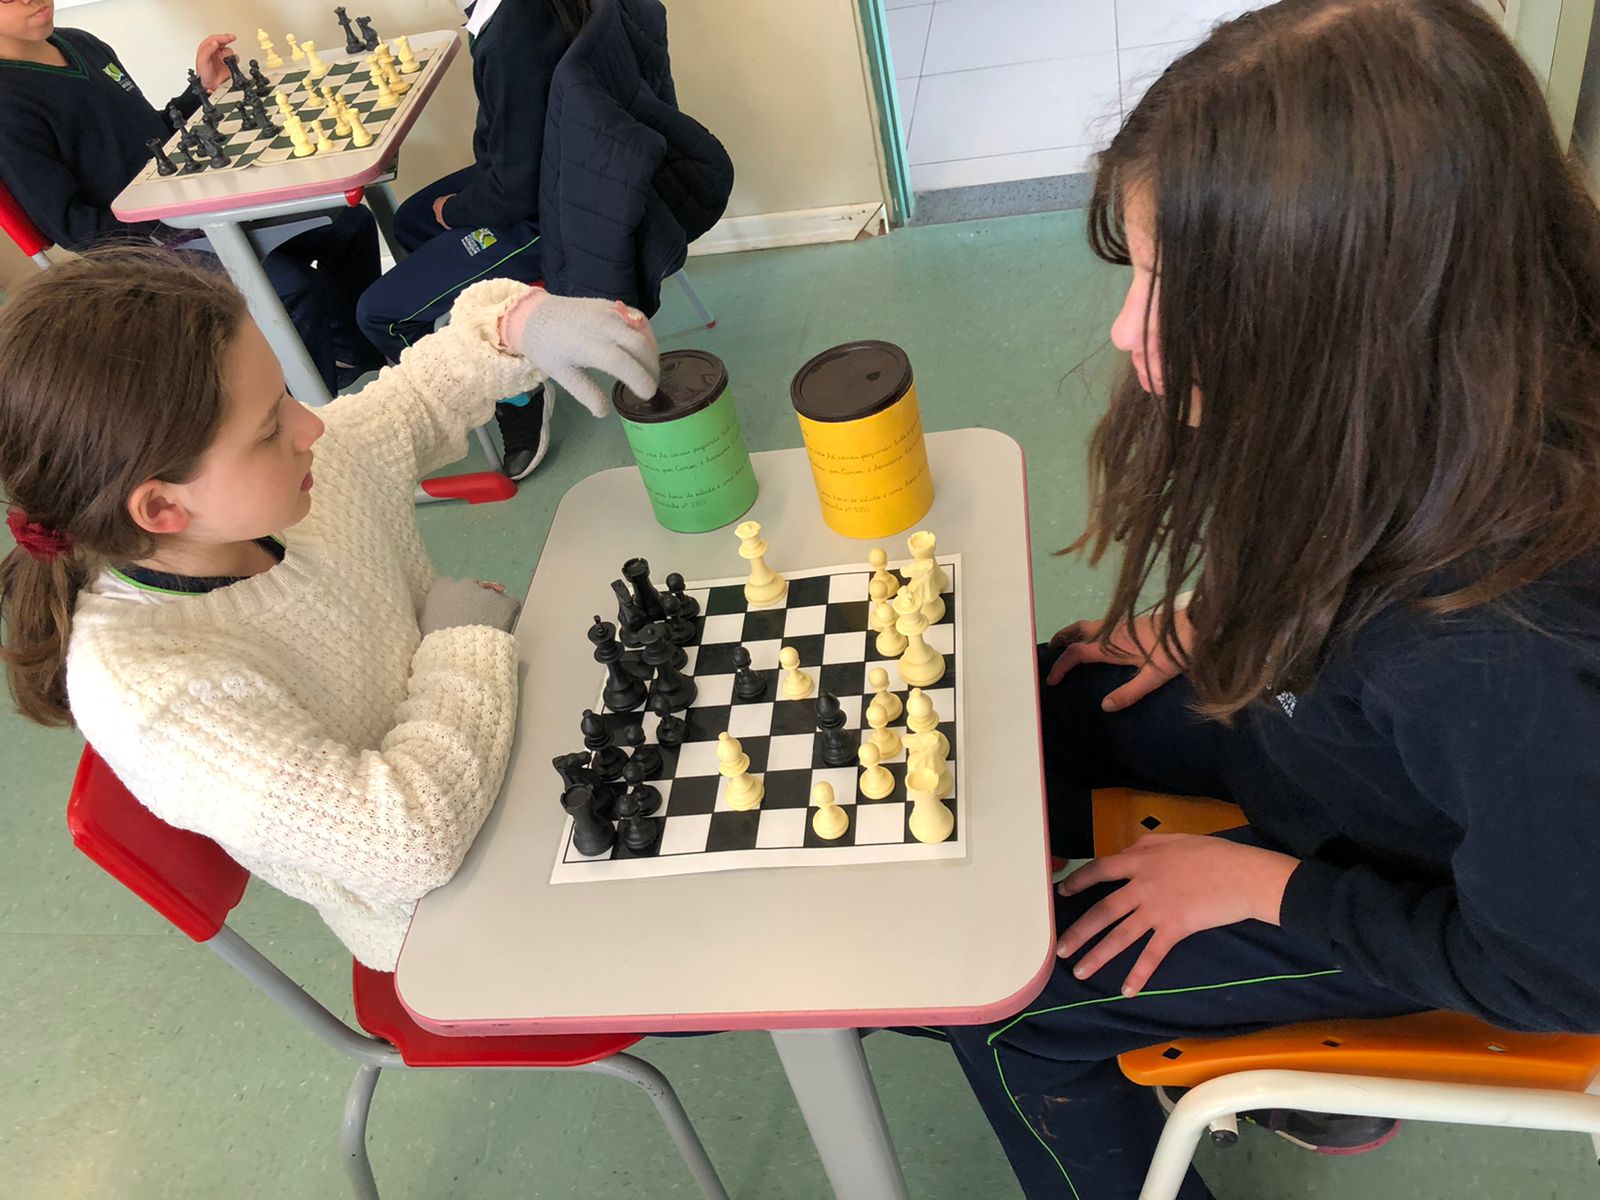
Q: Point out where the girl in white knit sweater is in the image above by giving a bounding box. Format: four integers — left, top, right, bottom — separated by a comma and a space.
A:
0, 249, 658, 970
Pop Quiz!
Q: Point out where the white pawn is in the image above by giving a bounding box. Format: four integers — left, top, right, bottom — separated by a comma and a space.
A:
867, 666, 903, 723
394, 34, 421, 74
907, 529, 950, 597
858, 743, 895, 800
906, 765, 954, 844
369, 66, 395, 107
736, 520, 787, 605
331, 96, 351, 137
286, 115, 314, 158
905, 689, 951, 758
309, 118, 332, 153
867, 547, 900, 600
303, 41, 327, 79
383, 58, 410, 95
286, 33, 305, 62
811, 780, 849, 840
274, 90, 293, 117
893, 588, 945, 688
869, 577, 906, 657
346, 107, 373, 148
865, 696, 902, 760
257, 29, 283, 68
907, 558, 945, 625
779, 646, 813, 700
718, 732, 763, 810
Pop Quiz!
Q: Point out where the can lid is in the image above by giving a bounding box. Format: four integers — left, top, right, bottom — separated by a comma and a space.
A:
613, 349, 728, 424
790, 340, 913, 423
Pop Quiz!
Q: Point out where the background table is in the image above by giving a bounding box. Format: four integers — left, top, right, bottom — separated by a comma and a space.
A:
397, 428, 1054, 1199
111, 29, 461, 406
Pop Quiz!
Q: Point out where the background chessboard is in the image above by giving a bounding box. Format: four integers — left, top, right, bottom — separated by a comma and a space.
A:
549, 556, 965, 884
135, 44, 437, 180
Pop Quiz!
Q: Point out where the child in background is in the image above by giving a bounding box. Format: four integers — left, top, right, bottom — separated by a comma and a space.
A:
948, 2, 1600, 1197
0, 250, 657, 970
0, 5, 383, 392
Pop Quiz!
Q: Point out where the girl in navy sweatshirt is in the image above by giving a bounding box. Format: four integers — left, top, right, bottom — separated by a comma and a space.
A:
949, 3, 1600, 1197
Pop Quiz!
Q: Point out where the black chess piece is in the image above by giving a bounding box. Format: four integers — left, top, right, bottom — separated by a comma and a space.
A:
146, 138, 178, 177
640, 621, 697, 712
166, 101, 187, 131
236, 100, 259, 131
611, 578, 646, 648
224, 54, 251, 95
620, 723, 663, 780
732, 645, 767, 702
581, 709, 629, 781
588, 615, 648, 711
661, 593, 697, 648
622, 557, 668, 623
249, 93, 279, 136
192, 123, 230, 168
620, 758, 663, 816
248, 59, 273, 97
562, 786, 616, 857
647, 690, 687, 748
620, 813, 662, 854
664, 573, 700, 621
191, 71, 221, 125
171, 141, 204, 174
816, 690, 856, 768
336, 6, 365, 55
357, 15, 380, 52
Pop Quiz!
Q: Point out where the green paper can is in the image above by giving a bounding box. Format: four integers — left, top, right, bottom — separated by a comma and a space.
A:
612, 350, 759, 533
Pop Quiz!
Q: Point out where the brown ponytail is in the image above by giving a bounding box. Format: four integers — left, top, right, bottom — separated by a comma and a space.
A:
0, 249, 246, 726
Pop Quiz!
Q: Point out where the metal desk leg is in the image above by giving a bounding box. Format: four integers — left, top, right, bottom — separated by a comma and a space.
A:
770, 1029, 911, 1200
205, 220, 332, 407
365, 181, 406, 263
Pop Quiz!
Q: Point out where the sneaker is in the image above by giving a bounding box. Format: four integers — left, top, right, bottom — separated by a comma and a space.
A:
494, 386, 552, 481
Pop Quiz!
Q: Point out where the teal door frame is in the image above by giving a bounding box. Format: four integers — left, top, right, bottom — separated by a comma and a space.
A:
857, 0, 915, 225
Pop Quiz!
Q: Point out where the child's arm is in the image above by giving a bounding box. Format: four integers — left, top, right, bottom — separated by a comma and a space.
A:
0, 131, 160, 251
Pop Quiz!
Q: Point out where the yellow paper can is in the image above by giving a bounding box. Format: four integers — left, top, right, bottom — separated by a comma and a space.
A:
790, 340, 934, 539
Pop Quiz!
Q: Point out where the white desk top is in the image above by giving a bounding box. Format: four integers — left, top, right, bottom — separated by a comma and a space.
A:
397, 429, 1054, 1033
111, 30, 460, 225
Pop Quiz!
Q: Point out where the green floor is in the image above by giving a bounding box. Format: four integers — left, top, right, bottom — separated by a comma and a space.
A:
3, 212, 1592, 1197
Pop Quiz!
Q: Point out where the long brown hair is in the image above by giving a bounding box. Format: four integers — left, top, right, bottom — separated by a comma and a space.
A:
1079, 0, 1600, 717
0, 250, 245, 726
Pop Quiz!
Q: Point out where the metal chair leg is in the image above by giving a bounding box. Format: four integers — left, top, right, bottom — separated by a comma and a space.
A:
342, 1063, 384, 1200
673, 271, 716, 329
473, 422, 504, 473
585, 1052, 731, 1200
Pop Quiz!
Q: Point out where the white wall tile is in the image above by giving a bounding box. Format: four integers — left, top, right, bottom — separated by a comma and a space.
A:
911, 144, 1098, 192
888, 3, 935, 78
1118, 39, 1189, 111
1114, 0, 1256, 49
895, 74, 922, 145
921, 0, 1116, 75
908, 54, 1121, 164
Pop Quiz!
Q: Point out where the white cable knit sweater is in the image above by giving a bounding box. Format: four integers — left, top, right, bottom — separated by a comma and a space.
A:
67, 279, 542, 970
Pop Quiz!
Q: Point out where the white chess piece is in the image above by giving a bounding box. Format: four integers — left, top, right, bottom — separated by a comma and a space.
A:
892, 588, 945, 688
368, 66, 395, 107
394, 34, 421, 74
274, 90, 293, 116
904, 689, 951, 758
303, 41, 327, 79
907, 530, 950, 596
309, 117, 332, 153
737, 520, 787, 605
865, 696, 902, 760
867, 546, 900, 600
811, 780, 849, 839
380, 56, 409, 95
718, 732, 763, 810
904, 728, 954, 799
286, 115, 314, 158
906, 765, 954, 844
286, 33, 305, 63
779, 646, 813, 701
857, 742, 895, 801
331, 96, 351, 137
867, 666, 903, 723
346, 107, 373, 148
257, 30, 283, 68
907, 558, 945, 625
869, 577, 906, 657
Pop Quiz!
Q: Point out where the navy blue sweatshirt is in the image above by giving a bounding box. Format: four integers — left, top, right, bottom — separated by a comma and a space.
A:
440, 0, 570, 231
1223, 558, 1600, 1032
0, 28, 198, 251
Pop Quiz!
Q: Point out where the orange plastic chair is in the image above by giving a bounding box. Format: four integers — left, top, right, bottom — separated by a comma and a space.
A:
1091, 789, 1600, 1200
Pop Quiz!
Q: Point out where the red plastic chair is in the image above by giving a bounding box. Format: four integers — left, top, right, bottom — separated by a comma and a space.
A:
0, 177, 53, 268
67, 747, 728, 1200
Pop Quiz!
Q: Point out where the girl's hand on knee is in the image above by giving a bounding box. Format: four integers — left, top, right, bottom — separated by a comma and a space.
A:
1046, 608, 1193, 711
1054, 834, 1299, 997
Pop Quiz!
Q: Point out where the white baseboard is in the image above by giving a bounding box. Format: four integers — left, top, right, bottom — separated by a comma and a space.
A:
687, 202, 888, 257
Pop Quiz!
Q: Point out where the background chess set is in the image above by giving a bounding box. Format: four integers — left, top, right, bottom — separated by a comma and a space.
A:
549, 556, 965, 884
135, 43, 437, 181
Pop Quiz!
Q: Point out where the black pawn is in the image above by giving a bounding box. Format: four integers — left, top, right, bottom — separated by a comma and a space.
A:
562, 786, 616, 857
641, 622, 697, 711
661, 593, 697, 648
249, 59, 273, 97
249, 93, 279, 135
621, 723, 664, 780
665, 573, 700, 621
336, 6, 365, 55
357, 15, 380, 53
816, 689, 856, 768
165, 102, 187, 131
732, 644, 767, 702
589, 615, 647, 711
648, 690, 688, 748
621, 813, 662, 855
623, 557, 668, 623
224, 53, 250, 96
197, 127, 231, 168
582, 709, 629, 781
146, 138, 177, 177
620, 758, 662, 816
236, 100, 259, 132
171, 141, 204, 174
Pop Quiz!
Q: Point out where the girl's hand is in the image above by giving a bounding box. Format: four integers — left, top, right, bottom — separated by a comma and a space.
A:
504, 290, 658, 418
1056, 835, 1299, 996
432, 194, 456, 229
1046, 605, 1194, 711
194, 34, 238, 92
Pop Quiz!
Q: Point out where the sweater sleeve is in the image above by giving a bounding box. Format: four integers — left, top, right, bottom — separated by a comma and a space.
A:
1278, 630, 1600, 1030
317, 278, 547, 482
73, 624, 519, 910
0, 123, 159, 251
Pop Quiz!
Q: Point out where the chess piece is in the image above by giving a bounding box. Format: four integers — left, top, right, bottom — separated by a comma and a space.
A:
907, 559, 946, 625
562, 786, 615, 857
146, 138, 177, 177
905, 728, 954, 800
611, 577, 647, 647
171, 139, 203, 175
287, 33, 305, 63
736, 520, 787, 605
664, 572, 700, 620
718, 733, 763, 810
869, 577, 906, 657
904, 689, 951, 759
867, 667, 903, 723
330, 95, 352, 137
257, 29, 283, 68
589, 616, 647, 711
224, 54, 251, 96
192, 122, 230, 167
641, 621, 697, 711
582, 709, 628, 781
619, 758, 662, 816
248, 59, 273, 97
906, 766, 954, 844
236, 99, 259, 131
907, 530, 951, 597
815, 690, 856, 768
193, 73, 221, 125
778, 646, 813, 701
661, 593, 697, 648
731, 645, 767, 702
647, 690, 687, 749
620, 813, 663, 854
369, 64, 395, 107
310, 118, 332, 153
274, 90, 293, 117
620, 724, 663, 781
358, 15, 380, 52
304, 41, 327, 79
552, 752, 591, 793
381, 56, 410, 95
622, 557, 668, 623
858, 743, 895, 801
336, 6, 364, 55
892, 588, 945, 687
166, 101, 187, 131
346, 106, 373, 148
865, 697, 902, 760
867, 546, 901, 600
248, 92, 279, 135
811, 781, 849, 840
287, 115, 314, 158
394, 34, 420, 74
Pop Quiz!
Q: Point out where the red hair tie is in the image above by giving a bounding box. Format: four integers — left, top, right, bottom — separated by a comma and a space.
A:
5, 508, 75, 563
